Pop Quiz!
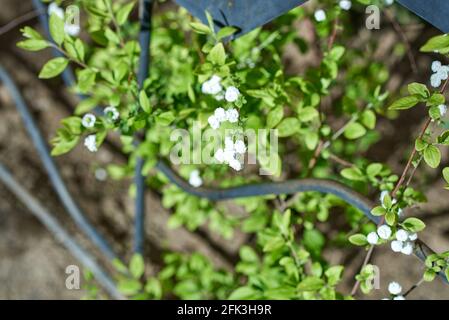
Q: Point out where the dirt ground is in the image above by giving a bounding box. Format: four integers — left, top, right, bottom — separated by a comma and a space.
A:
0, 0, 449, 299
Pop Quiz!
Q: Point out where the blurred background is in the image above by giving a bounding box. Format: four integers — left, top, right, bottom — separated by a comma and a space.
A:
0, 0, 449, 299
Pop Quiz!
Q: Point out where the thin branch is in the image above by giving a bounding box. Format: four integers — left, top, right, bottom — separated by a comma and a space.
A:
350, 77, 449, 296
0, 10, 42, 37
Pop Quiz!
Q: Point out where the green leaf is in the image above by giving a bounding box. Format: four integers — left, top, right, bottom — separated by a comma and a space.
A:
366, 163, 382, 177
371, 206, 386, 217
361, 110, 376, 130
217, 26, 238, 40
51, 135, 79, 156
424, 145, 441, 169
21, 26, 43, 40
407, 82, 429, 99
325, 266, 344, 286
267, 106, 284, 128
189, 22, 211, 35
388, 95, 421, 110
421, 34, 449, 54
423, 269, 436, 282
298, 107, 319, 122
117, 279, 142, 295
341, 167, 364, 181
344, 122, 366, 139
297, 277, 325, 292
415, 138, 427, 152
39, 57, 69, 79
228, 286, 259, 300
139, 90, 151, 113
116, 2, 135, 25
403, 217, 426, 232
49, 13, 65, 46
385, 210, 396, 226
443, 167, 449, 184
427, 93, 445, 107
129, 253, 145, 279
77, 69, 96, 93
349, 234, 367, 246
17, 39, 49, 51
207, 43, 226, 65
276, 117, 299, 137
445, 268, 449, 282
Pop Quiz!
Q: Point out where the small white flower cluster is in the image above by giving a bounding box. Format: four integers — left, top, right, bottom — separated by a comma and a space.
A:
391, 228, 417, 255
339, 0, 352, 11
201, 76, 241, 103
188, 169, 203, 188
84, 134, 97, 152
208, 107, 239, 129
82, 113, 96, 128
386, 281, 406, 300
214, 136, 246, 171
48, 2, 80, 37
430, 61, 449, 88
314, 9, 326, 22
367, 225, 392, 245
104, 106, 120, 121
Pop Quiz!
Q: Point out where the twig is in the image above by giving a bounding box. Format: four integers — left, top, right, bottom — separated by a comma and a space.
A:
350, 77, 449, 296
403, 278, 425, 297
0, 9, 42, 36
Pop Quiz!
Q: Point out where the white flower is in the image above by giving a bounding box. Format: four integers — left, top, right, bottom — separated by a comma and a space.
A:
214, 148, 225, 163
388, 282, 402, 295
226, 108, 239, 123
393, 295, 406, 300
64, 24, 80, 36
367, 232, 379, 245
234, 140, 246, 154
339, 0, 352, 11
82, 113, 96, 128
439, 104, 447, 117
432, 60, 442, 72
208, 115, 220, 130
48, 2, 65, 19
225, 136, 235, 152
84, 134, 97, 152
229, 158, 242, 171
214, 107, 227, 122
104, 106, 120, 121
188, 169, 203, 188
384, 0, 394, 5
314, 9, 326, 22
224, 149, 236, 163
201, 75, 222, 95
225, 86, 240, 102
391, 240, 403, 253
377, 225, 392, 240
396, 229, 409, 242
408, 233, 418, 241
431, 73, 443, 88
401, 241, 414, 255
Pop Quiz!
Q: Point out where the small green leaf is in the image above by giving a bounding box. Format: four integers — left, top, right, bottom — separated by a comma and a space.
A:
341, 167, 365, 181
267, 106, 283, 128
207, 43, 226, 65
442, 167, 449, 184
415, 138, 427, 152
228, 286, 259, 300
424, 145, 441, 169
17, 39, 49, 51
298, 107, 319, 122
421, 34, 449, 54
117, 279, 142, 295
407, 82, 429, 99
403, 217, 426, 232
189, 22, 211, 35
371, 206, 386, 217
423, 269, 436, 282
39, 57, 69, 79
49, 13, 65, 46
217, 26, 237, 40
116, 2, 135, 25
276, 117, 299, 137
129, 253, 145, 279
297, 277, 325, 292
361, 110, 376, 130
349, 234, 368, 246
344, 122, 366, 140
427, 93, 445, 107
139, 90, 151, 113
388, 95, 421, 110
